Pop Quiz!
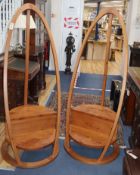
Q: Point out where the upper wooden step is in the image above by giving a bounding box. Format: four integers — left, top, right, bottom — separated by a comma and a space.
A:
10, 105, 56, 120
71, 104, 116, 122
70, 104, 117, 148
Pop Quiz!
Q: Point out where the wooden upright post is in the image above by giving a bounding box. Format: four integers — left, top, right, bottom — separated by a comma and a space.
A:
24, 10, 30, 105
101, 14, 113, 106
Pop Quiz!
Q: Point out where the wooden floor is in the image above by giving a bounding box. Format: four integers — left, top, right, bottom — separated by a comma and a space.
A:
80, 51, 122, 75
0, 74, 56, 170
38, 74, 56, 106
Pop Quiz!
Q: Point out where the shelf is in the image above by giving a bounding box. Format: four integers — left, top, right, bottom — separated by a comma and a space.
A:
83, 19, 94, 22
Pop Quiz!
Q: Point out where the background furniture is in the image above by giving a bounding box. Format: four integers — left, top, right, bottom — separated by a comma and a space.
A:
86, 40, 93, 60
127, 67, 140, 148
0, 55, 40, 121
110, 80, 122, 112
114, 35, 123, 51
15, 46, 46, 90
123, 149, 140, 175
86, 40, 108, 60
121, 88, 136, 125
110, 79, 136, 126
92, 40, 107, 60
129, 46, 140, 67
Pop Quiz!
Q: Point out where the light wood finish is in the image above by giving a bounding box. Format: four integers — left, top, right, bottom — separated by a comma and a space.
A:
64, 8, 128, 164
92, 40, 107, 60
64, 142, 119, 165
70, 104, 117, 148
101, 14, 113, 106
114, 35, 123, 51
24, 10, 30, 105
2, 3, 61, 168
86, 40, 93, 60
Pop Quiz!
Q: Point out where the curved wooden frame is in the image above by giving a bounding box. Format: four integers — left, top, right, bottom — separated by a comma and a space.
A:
2, 3, 61, 168
64, 8, 128, 164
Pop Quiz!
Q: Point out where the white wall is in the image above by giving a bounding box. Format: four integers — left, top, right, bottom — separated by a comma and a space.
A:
49, 0, 63, 71
120, 0, 140, 76
126, 0, 140, 45
61, 0, 84, 72
49, 0, 84, 71
45, 0, 51, 27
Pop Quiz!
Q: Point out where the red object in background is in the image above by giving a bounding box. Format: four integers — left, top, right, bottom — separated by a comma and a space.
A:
44, 40, 50, 68
44, 40, 49, 61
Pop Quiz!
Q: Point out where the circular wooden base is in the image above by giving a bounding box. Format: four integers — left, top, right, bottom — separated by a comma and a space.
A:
1, 140, 59, 168
64, 140, 120, 164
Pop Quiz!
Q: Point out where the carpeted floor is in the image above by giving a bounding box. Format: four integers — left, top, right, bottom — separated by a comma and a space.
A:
0, 72, 130, 175
48, 71, 122, 96
75, 73, 122, 96
0, 139, 125, 175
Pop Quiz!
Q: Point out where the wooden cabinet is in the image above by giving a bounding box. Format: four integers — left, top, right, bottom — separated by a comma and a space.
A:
0, 56, 40, 121
131, 99, 140, 148
127, 67, 140, 148
129, 46, 140, 67
15, 46, 46, 90
121, 88, 136, 125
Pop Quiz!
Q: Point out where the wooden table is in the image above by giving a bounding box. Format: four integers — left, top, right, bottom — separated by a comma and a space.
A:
14, 46, 46, 90
92, 40, 107, 60
114, 35, 123, 51
86, 40, 107, 60
5, 57, 40, 80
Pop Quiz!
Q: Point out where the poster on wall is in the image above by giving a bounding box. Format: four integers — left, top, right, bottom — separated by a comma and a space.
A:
64, 17, 80, 29
63, 0, 81, 30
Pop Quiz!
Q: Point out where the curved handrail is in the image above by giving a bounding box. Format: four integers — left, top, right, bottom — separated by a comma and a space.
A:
3, 3, 61, 164
65, 7, 128, 162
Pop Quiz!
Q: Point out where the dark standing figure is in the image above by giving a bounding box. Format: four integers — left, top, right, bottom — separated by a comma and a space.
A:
65, 32, 75, 74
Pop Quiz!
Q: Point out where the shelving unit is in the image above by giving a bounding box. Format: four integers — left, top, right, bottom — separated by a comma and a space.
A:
82, 2, 125, 60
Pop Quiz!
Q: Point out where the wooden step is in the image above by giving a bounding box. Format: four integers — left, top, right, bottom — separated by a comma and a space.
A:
6, 105, 57, 150
9, 105, 57, 136
71, 104, 117, 138
13, 128, 56, 150
69, 125, 117, 148
10, 105, 56, 120
71, 104, 116, 122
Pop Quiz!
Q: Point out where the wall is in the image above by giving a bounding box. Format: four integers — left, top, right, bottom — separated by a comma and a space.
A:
45, 0, 51, 27
120, 0, 140, 76
49, 0, 63, 71
49, 0, 84, 71
126, 0, 140, 45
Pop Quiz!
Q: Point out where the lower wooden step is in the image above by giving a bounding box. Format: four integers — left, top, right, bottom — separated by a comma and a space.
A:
11, 128, 56, 150
69, 125, 117, 148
